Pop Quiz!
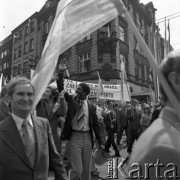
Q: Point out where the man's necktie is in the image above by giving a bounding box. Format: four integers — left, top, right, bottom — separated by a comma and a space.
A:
21, 119, 36, 167
77, 101, 88, 130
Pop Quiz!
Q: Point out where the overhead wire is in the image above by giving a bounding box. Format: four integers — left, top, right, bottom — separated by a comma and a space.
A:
156, 12, 180, 22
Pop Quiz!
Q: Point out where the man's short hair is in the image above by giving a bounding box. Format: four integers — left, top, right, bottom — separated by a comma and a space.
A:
131, 99, 139, 104
7, 77, 34, 97
78, 82, 90, 95
160, 49, 180, 101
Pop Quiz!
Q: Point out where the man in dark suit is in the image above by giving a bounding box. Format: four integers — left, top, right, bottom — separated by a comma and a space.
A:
126, 99, 141, 153
103, 109, 121, 157
0, 84, 11, 120
116, 103, 129, 146
56, 69, 105, 180
0, 77, 68, 180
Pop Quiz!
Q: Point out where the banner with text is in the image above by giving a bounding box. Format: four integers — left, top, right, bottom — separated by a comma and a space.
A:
51, 79, 130, 101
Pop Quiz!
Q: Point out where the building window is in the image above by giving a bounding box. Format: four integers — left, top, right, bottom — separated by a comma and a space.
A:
19, 29, 23, 40
14, 33, 19, 43
44, 22, 49, 34
24, 42, 28, 54
13, 66, 18, 76
1, 50, 8, 58
30, 21, 35, 32
141, 64, 145, 80
120, 53, 128, 74
135, 62, 138, 78
25, 26, 28, 36
18, 64, 21, 74
14, 48, 17, 59
79, 53, 91, 72
23, 61, 28, 73
134, 36, 137, 50
7, 61, 10, 68
146, 67, 150, 81
119, 24, 126, 42
99, 23, 111, 38
29, 39, 34, 51
138, 63, 141, 78
18, 45, 22, 57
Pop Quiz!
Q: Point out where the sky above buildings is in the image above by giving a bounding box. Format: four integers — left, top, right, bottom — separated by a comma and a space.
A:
0, 0, 180, 49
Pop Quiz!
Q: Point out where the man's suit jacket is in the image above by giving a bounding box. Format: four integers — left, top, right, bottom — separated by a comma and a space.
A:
116, 108, 128, 128
128, 107, 180, 179
62, 93, 105, 147
0, 100, 11, 121
0, 115, 68, 180
103, 112, 113, 131
36, 98, 66, 153
56, 73, 105, 147
126, 107, 141, 130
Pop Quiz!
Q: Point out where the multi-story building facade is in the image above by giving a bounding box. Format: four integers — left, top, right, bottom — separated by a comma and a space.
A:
1, 0, 163, 102
0, 35, 13, 83
11, 12, 39, 78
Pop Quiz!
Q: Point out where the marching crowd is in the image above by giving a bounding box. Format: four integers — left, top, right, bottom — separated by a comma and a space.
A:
0, 49, 179, 180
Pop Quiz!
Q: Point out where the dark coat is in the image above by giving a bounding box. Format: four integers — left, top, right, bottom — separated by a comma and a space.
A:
0, 100, 11, 121
62, 92, 105, 147
150, 106, 164, 125
36, 98, 66, 153
126, 107, 141, 130
56, 73, 105, 147
116, 108, 128, 128
0, 115, 68, 180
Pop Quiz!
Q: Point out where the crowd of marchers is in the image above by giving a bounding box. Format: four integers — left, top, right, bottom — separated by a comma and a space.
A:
0, 49, 179, 180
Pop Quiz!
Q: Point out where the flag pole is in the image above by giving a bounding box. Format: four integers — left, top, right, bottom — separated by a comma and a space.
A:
96, 71, 107, 107
124, 70, 131, 102
164, 17, 167, 57
97, 71, 103, 100
120, 59, 125, 103
112, 0, 180, 117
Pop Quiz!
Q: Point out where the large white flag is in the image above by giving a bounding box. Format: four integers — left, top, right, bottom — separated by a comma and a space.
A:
31, 0, 121, 111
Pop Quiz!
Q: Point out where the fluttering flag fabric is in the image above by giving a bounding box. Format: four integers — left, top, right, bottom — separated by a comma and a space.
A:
31, 0, 120, 111
97, 71, 103, 99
